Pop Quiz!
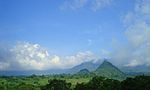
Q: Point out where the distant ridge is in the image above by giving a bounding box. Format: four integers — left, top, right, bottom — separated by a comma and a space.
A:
68, 60, 100, 74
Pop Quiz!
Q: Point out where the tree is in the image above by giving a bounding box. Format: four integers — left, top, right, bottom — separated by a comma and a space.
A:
41, 79, 71, 90
74, 76, 121, 90
121, 75, 150, 90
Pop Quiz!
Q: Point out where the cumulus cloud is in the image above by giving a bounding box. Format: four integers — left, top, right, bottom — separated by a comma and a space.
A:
112, 0, 150, 67
0, 42, 97, 71
60, 0, 113, 11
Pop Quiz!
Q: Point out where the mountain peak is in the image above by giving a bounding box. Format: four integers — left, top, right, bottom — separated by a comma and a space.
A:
102, 60, 112, 65
95, 60, 126, 80
79, 69, 89, 72
98, 60, 114, 68
76, 69, 90, 75
78, 69, 90, 74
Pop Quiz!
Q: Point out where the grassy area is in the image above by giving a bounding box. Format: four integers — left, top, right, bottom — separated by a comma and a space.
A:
0, 75, 91, 89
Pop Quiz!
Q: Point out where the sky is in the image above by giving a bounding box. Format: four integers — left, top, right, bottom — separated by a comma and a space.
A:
0, 0, 150, 71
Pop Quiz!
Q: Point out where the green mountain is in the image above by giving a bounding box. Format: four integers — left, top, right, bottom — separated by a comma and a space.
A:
76, 69, 90, 75
94, 60, 126, 80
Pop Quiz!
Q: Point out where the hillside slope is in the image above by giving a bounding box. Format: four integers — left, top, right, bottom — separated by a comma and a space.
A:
94, 60, 126, 80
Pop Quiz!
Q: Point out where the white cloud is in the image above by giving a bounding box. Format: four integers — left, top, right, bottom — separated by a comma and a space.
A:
62, 51, 97, 68
0, 42, 97, 70
125, 21, 150, 47
123, 0, 150, 48
124, 60, 142, 67
112, 0, 150, 67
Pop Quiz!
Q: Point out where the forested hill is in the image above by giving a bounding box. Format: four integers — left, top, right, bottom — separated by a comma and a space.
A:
94, 60, 126, 80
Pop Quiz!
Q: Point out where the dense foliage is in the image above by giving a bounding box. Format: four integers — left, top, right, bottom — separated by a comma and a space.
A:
74, 75, 150, 90
41, 79, 71, 90
74, 76, 121, 90
121, 76, 150, 90
0, 75, 150, 90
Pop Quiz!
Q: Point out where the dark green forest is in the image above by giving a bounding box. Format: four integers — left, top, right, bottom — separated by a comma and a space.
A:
0, 75, 150, 90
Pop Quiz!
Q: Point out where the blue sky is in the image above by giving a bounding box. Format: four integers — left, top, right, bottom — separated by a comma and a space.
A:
0, 0, 150, 70
0, 0, 134, 55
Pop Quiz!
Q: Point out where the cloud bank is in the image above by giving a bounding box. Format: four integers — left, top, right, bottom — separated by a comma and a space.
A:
0, 42, 97, 71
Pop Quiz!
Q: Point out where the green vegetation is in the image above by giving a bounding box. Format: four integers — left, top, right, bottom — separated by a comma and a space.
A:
0, 74, 90, 90
41, 79, 71, 90
74, 76, 121, 90
0, 75, 150, 90
121, 75, 150, 90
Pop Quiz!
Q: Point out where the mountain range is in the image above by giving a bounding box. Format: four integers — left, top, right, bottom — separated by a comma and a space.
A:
1, 59, 150, 77
68, 60, 100, 74
69, 59, 150, 76
72, 60, 126, 80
